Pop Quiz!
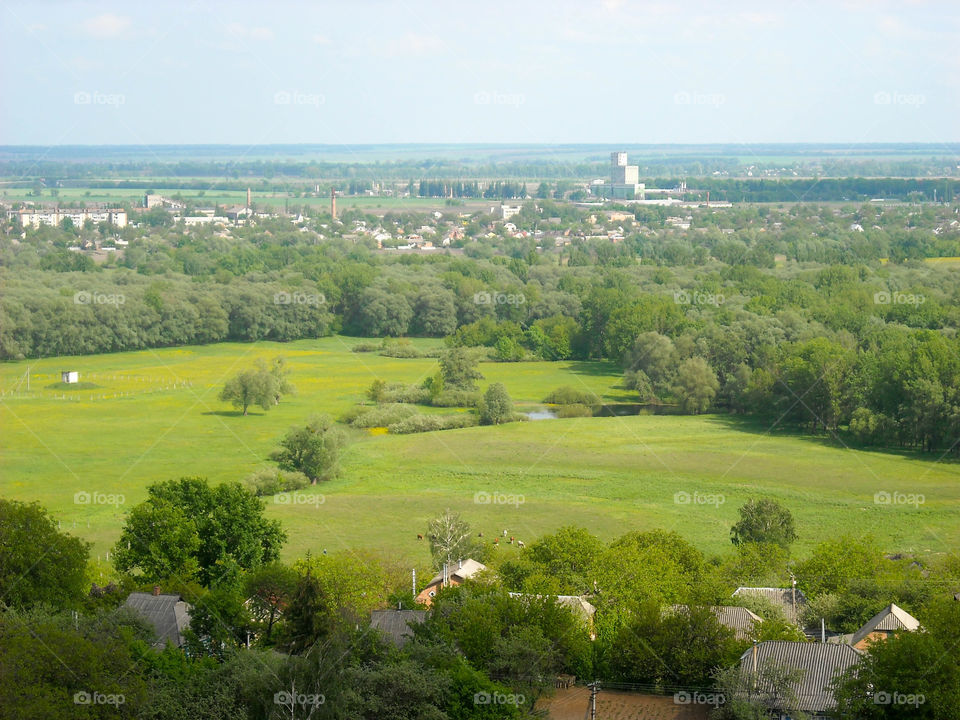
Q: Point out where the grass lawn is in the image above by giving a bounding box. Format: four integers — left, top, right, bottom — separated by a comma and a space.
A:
1, 337, 956, 566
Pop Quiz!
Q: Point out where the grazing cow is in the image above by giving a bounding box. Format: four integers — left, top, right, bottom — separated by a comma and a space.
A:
508, 537, 514, 544
417, 534, 423, 541
478, 531, 483, 538
502, 529, 507, 537
517, 540, 525, 548
493, 537, 499, 544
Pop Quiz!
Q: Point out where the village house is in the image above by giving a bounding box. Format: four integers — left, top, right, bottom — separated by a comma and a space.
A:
369, 608, 427, 648
828, 603, 920, 651
415, 559, 486, 607
734, 641, 862, 719
123, 587, 192, 649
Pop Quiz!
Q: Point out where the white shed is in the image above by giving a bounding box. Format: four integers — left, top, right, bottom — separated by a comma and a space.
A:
62, 371, 79, 384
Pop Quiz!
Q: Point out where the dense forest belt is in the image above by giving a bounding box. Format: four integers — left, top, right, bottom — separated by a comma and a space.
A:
2, 259, 958, 454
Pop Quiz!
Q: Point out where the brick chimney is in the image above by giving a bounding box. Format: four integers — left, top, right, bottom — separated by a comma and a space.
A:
152, 585, 161, 596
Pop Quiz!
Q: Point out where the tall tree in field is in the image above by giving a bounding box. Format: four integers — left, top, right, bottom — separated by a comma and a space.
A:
478, 382, 514, 425
439, 348, 483, 390
219, 361, 285, 415
271, 414, 346, 483
427, 509, 475, 570
730, 499, 797, 550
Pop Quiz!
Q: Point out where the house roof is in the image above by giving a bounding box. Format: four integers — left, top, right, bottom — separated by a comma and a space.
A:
733, 587, 807, 624
850, 604, 920, 646
370, 609, 426, 647
123, 592, 191, 648
667, 605, 763, 640
738, 641, 862, 713
424, 559, 487, 587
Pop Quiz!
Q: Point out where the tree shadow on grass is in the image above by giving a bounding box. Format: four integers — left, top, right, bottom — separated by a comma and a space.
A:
202, 410, 265, 418
706, 413, 960, 465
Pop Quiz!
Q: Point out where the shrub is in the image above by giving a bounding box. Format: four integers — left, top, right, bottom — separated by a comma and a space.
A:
244, 468, 311, 497
378, 339, 442, 359
388, 413, 479, 434
381, 383, 432, 404
555, 403, 593, 418
351, 342, 381, 353
543, 386, 600, 405
431, 390, 481, 407
348, 403, 418, 428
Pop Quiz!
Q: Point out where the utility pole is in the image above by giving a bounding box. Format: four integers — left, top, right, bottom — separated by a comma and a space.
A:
587, 681, 599, 720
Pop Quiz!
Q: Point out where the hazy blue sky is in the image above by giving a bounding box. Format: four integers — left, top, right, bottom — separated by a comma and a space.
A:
1, 0, 957, 145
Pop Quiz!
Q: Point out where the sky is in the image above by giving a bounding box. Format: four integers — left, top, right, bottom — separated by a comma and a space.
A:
0, 0, 957, 146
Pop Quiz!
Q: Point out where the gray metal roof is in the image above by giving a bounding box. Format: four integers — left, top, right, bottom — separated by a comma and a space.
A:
123, 592, 191, 648
733, 587, 807, 624
738, 641, 862, 713
370, 609, 426, 647
667, 605, 763, 640
850, 604, 920, 646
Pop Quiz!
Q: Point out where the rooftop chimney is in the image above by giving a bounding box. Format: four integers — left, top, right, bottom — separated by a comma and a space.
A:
152, 585, 161, 596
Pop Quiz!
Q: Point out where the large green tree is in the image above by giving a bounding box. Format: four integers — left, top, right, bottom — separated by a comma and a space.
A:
730, 499, 798, 550
0, 499, 89, 611
112, 477, 286, 585
271, 414, 346, 483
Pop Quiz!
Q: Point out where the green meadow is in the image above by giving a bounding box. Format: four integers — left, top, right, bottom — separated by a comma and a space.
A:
1, 337, 956, 565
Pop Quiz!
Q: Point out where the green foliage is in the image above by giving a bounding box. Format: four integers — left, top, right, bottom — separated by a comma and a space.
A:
345, 403, 418, 429
600, 602, 743, 687
478, 383, 514, 425
112, 476, 286, 585
555, 403, 592, 417
243, 467, 311, 496
219, 357, 293, 415
542, 385, 599, 405
832, 600, 960, 719
271, 414, 346, 482
427, 509, 477, 570
439, 348, 484, 390
0, 607, 152, 719
730, 499, 798, 550
0, 499, 89, 611
387, 412, 478, 434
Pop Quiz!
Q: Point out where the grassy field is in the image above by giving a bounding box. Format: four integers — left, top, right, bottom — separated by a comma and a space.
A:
1, 337, 957, 566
